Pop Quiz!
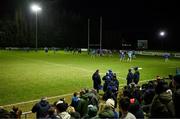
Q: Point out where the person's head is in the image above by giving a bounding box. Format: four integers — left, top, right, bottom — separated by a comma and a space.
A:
106, 98, 115, 109
79, 89, 86, 97
156, 75, 161, 80
48, 107, 55, 116
41, 97, 47, 101
173, 74, 180, 87
12, 106, 18, 112
134, 67, 138, 71
96, 69, 99, 73
56, 101, 68, 113
108, 69, 112, 73
66, 106, 75, 113
155, 80, 169, 94
128, 69, 132, 72
123, 89, 131, 98
88, 105, 98, 117
73, 92, 78, 97
119, 97, 130, 112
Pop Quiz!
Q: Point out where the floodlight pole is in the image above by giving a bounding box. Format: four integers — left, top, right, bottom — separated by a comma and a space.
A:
159, 31, 166, 50
31, 4, 41, 51
100, 16, 102, 52
35, 11, 38, 51
88, 18, 90, 53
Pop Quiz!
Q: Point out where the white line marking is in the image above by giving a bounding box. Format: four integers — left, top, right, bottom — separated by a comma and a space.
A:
2, 79, 153, 108
1, 54, 154, 108
2, 93, 72, 108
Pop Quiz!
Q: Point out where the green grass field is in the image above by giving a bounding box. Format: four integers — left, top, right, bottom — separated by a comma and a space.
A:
0, 50, 180, 106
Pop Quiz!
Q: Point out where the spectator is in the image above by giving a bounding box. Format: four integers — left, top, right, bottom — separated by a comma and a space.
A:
9, 106, 22, 119
98, 101, 115, 118
119, 97, 136, 119
66, 106, 80, 119
173, 74, 180, 118
128, 98, 144, 118
150, 80, 175, 118
32, 97, 51, 119
102, 73, 111, 92
126, 69, 134, 85
0, 107, 10, 118
76, 90, 88, 118
70, 92, 80, 111
46, 107, 59, 119
105, 98, 119, 119
112, 73, 119, 92
83, 105, 98, 119
133, 67, 140, 85
85, 89, 99, 109
92, 69, 101, 93
56, 100, 70, 119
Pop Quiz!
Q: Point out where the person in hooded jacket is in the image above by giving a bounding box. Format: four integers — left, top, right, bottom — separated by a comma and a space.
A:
32, 97, 51, 119
92, 69, 101, 93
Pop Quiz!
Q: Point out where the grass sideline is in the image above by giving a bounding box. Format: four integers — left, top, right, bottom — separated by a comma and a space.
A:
0, 50, 180, 107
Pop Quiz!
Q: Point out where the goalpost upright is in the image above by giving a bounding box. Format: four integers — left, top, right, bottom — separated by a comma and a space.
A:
87, 16, 103, 53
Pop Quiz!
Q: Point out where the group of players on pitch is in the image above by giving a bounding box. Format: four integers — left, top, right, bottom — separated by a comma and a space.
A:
119, 50, 136, 62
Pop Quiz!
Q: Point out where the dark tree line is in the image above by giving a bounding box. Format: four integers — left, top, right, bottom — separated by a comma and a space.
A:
0, 0, 87, 48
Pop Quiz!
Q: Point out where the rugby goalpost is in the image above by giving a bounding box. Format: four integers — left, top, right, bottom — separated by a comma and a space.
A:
87, 16, 102, 53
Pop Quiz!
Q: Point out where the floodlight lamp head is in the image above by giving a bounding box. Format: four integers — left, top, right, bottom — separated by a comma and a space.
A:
31, 4, 42, 12
159, 31, 165, 37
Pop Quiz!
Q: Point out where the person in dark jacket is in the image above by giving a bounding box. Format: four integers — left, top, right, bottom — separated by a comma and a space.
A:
92, 69, 101, 93
32, 97, 51, 119
0, 107, 10, 119
119, 97, 136, 119
133, 67, 140, 85
173, 74, 180, 118
150, 80, 175, 118
46, 107, 59, 119
76, 90, 89, 118
129, 98, 144, 118
126, 69, 134, 85
9, 106, 22, 119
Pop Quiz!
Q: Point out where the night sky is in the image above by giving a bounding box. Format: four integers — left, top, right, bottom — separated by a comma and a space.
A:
0, 0, 180, 50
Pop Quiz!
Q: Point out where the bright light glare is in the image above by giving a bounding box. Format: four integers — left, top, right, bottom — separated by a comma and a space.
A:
31, 4, 41, 12
159, 31, 165, 36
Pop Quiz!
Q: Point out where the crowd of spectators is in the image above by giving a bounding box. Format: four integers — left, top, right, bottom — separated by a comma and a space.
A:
1, 69, 180, 119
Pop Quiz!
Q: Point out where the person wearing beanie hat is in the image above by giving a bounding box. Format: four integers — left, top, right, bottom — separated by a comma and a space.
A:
56, 101, 71, 119
83, 105, 98, 119
173, 74, 180, 118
